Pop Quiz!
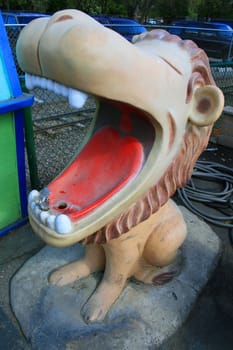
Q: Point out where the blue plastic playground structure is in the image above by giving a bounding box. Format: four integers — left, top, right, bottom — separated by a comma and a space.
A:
0, 11, 34, 236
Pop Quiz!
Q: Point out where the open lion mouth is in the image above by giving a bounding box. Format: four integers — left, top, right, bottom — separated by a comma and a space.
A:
18, 9, 191, 246
27, 73, 155, 237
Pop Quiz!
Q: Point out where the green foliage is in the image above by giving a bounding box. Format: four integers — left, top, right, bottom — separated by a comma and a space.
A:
188, 0, 203, 19
0, 0, 233, 21
157, 0, 180, 21
198, 0, 233, 20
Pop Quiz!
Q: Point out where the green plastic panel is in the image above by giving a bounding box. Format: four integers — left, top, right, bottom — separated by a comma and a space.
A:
0, 112, 21, 229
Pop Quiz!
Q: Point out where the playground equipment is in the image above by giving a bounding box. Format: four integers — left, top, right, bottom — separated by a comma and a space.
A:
0, 12, 34, 236
17, 10, 224, 323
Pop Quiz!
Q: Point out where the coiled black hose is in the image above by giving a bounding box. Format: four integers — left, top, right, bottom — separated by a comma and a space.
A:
177, 159, 233, 245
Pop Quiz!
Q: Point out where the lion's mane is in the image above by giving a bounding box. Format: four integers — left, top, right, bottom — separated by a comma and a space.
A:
83, 30, 215, 244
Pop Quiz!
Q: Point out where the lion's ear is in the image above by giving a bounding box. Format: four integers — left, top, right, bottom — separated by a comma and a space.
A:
189, 85, 224, 126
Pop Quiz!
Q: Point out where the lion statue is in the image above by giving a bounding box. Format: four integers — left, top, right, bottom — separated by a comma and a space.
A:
16, 9, 224, 323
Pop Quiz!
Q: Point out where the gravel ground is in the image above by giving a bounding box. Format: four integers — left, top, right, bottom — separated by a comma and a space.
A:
25, 93, 96, 190
33, 117, 94, 187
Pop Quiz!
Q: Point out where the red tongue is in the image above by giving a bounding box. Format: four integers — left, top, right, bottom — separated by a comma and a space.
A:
48, 127, 143, 220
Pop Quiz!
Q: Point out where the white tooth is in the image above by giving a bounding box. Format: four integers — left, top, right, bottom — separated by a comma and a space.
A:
31, 203, 41, 218
46, 79, 54, 91
34, 206, 41, 218
30, 201, 36, 211
47, 215, 56, 230
68, 89, 88, 109
54, 82, 61, 95
60, 85, 69, 97
40, 211, 49, 224
25, 74, 34, 90
34, 76, 40, 87
55, 214, 72, 234
40, 77, 47, 89
33, 75, 41, 88
28, 190, 40, 204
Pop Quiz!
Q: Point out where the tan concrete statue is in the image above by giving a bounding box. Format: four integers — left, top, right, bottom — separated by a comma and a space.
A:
16, 9, 224, 323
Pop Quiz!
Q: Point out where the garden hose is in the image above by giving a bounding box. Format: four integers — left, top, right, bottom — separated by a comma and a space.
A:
177, 159, 233, 245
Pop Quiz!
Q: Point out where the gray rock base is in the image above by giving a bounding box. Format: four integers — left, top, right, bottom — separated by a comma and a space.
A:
11, 207, 221, 350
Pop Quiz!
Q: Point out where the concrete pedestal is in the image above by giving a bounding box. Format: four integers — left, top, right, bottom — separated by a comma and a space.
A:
11, 207, 221, 350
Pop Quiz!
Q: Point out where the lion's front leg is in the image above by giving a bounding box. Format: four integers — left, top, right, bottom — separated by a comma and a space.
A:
49, 244, 105, 286
81, 272, 127, 323
81, 234, 143, 323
